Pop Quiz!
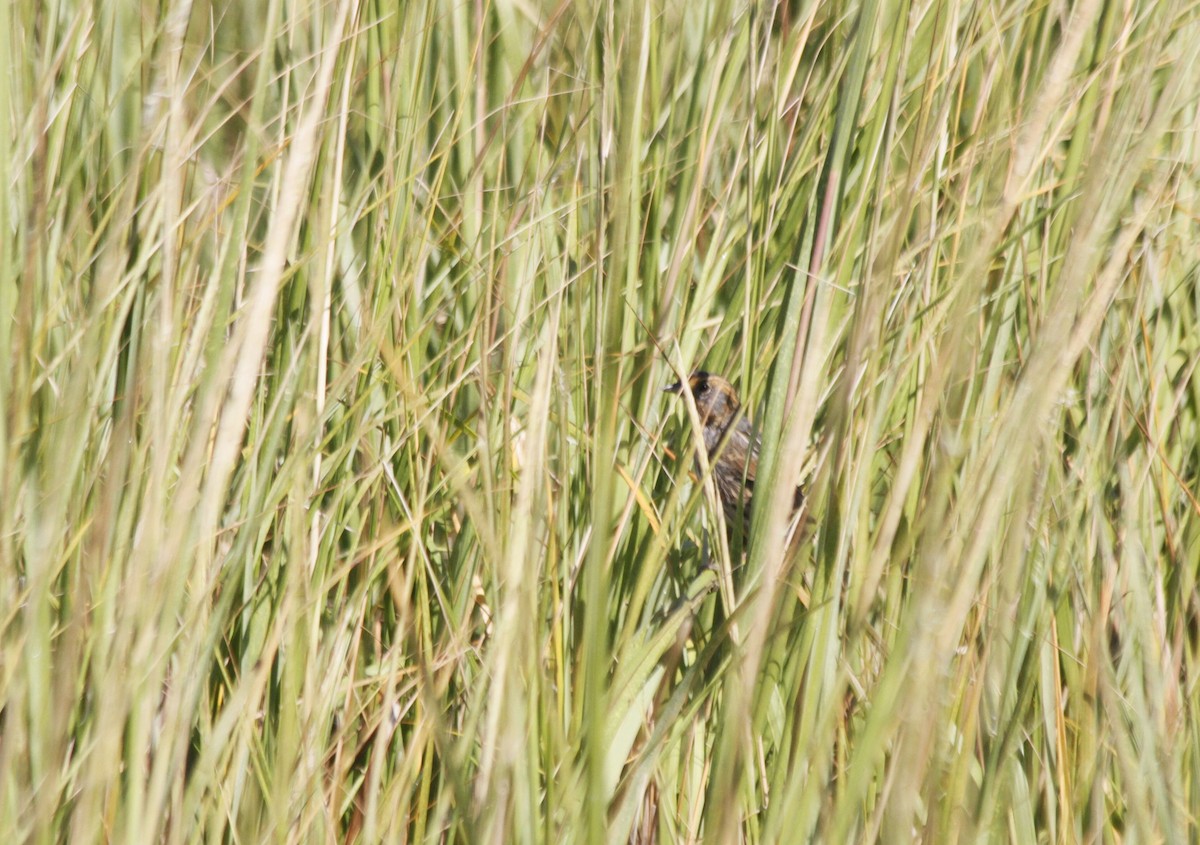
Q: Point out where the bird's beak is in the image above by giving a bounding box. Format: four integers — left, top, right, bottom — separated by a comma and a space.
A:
663, 380, 682, 394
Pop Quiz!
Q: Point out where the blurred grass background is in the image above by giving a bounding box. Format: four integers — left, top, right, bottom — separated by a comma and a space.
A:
3, 0, 1200, 841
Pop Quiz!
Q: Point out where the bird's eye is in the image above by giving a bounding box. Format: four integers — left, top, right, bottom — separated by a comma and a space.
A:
695, 381, 708, 395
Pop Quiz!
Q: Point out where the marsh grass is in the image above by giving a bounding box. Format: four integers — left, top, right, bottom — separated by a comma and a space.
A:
4, 0, 1200, 841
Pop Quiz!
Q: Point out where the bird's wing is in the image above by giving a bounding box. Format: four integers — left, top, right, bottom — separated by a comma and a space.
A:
739, 417, 760, 488
735, 418, 804, 508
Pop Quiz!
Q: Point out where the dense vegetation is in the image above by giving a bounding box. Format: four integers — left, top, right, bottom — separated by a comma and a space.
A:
4, 0, 1200, 841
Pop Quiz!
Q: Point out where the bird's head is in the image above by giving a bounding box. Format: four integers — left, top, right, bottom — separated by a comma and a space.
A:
664, 370, 741, 430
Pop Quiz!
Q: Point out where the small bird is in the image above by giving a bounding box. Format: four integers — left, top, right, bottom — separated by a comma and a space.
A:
665, 371, 804, 538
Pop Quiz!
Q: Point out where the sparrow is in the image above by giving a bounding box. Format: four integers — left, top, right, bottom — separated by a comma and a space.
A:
665, 371, 804, 538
